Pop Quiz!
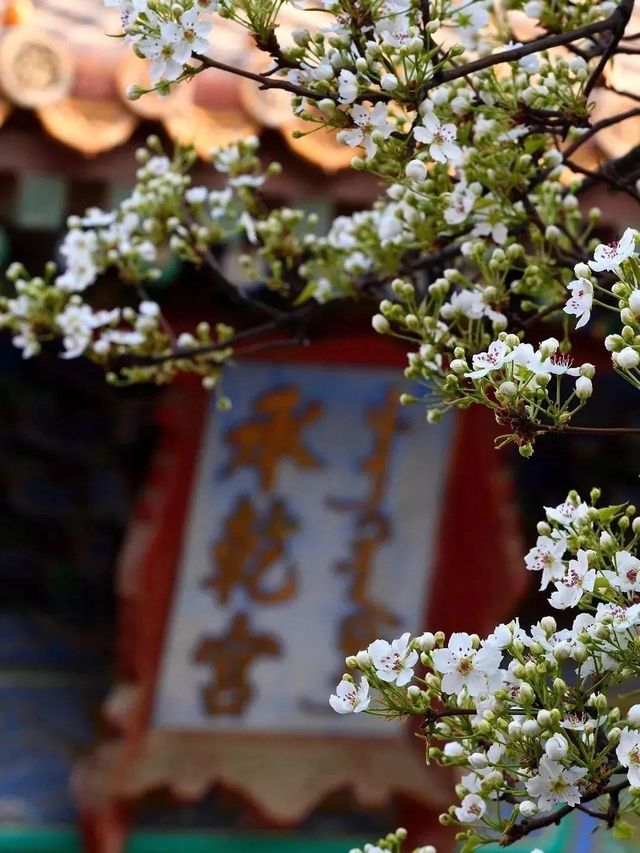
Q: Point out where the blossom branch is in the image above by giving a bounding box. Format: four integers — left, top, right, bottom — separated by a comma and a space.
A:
584, 0, 635, 96
502, 779, 630, 845
431, 0, 634, 91
192, 52, 332, 101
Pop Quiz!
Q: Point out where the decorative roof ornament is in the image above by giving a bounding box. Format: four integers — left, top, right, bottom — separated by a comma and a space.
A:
0, 0, 354, 169
0, 25, 74, 108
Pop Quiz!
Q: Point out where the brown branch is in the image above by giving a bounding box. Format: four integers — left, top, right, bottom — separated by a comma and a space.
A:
602, 82, 640, 103
198, 245, 285, 320
425, 707, 478, 722
192, 2, 632, 113
563, 106, 640, 160
517, 300, 566, 331
502, 778, 630, 845
192, 52, 333, 102
564, 157, 640, 202
431, 0, 634, 91
539, 425, 640, 437
584, 0, 634, 96
114, 306, 318, 371
574, 141, 640, 197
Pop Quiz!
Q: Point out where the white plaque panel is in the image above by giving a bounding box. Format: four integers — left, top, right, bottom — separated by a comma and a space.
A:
153, 362, 452, 735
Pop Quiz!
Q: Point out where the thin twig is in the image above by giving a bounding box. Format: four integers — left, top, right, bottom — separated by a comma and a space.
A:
199, 245, 285, 320
114, 306, 319, 370
584, 0, 634, 96
539, 425, 640, 437
562, 106, 640, 160
193, 52, 333, 102
565, 157, 640, 202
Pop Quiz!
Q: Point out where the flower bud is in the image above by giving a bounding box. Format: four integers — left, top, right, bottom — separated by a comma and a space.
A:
594, 623, 610, 640
621, 307, 635, 326
608, 727, 621, 745
553, 642, 571, 661
544, 733, 569, 760
540, 616, 557, 634
450, 358, 468, 375
468, 752, 488, 769
574, 262, 591, 278
589, 693, 608, 713
537, 709, 552, 728
498, 381, 518, 398
372, 314, 390, 334
126, 84, 144, 101
628, 289, 640, 316
519, 800, 538, 818
615, 346, 640, 369
417, 632, 436, 651
605, 334, 623, 352
355, 650, 371, 668
444, 741, 465, 758
575, 375, 593, 399
381, 73, 399, 91
522, 719, 541, 737
628, 704, 640, 726
600, 531, 614, 550
518, 683, 535, 704
540, 337, 560, 358
512, 663, 526, 679
405, 159, 427, 182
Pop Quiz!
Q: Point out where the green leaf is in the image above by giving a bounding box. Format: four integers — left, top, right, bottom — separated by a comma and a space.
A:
293, 281, 318, 306
613, 820, 634, 841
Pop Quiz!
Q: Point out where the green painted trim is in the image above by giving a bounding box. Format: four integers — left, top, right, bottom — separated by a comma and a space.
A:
483, 808, 572, 853
15, 175, 68, 231
0, 829, 79, 852
0, 828, 362, 853
108, 185, 135, 209
129, 831, 362, 852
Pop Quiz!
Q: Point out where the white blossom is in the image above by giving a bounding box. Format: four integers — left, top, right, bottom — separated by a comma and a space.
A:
431, 632, 502, 698
465, 340, 512, 378
525, 755, 586, 811
616, 728, 640, 787
549, 549, 596, 610
329, 677, 371, 714
367, 633, 418, 686
455, 793, 486, 823
525, 535, 567, 590
337, 103, 395, 159
564, 278, 593, 329
414, 109, 463, 164
544, 500, 589, 528
603, 550, 640, 593
589, 228, 636, 273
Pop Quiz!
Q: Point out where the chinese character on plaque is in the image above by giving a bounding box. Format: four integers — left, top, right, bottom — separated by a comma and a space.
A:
73, 351, 525, 850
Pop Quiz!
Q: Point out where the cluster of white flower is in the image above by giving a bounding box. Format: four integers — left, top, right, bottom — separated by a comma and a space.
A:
105, 0, 214, 82
0, 138, 282, 383
347, 826, 437, 853
345, 826, 436, 853
332, 489, 640, 851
